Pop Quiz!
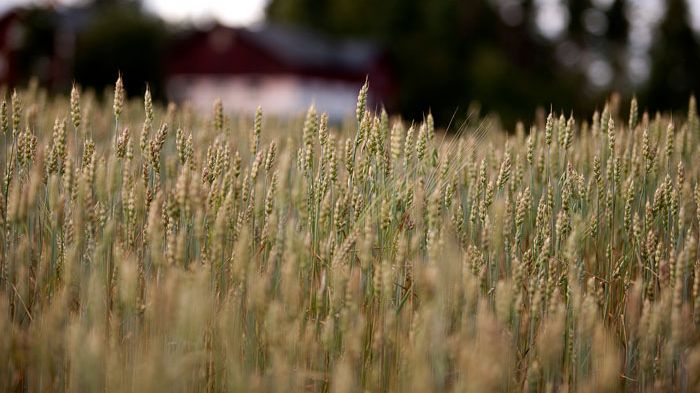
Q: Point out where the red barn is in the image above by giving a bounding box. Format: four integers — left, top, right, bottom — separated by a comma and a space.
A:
166, 23, 395, 120
0, 9, 21, 86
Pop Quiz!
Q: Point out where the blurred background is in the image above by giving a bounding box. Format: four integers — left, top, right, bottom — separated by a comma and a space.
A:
1, 0, 699, 128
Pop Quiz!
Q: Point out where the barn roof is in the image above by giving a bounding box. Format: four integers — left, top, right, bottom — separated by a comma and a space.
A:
167, 23, 384, 78
240, 24, 379, 73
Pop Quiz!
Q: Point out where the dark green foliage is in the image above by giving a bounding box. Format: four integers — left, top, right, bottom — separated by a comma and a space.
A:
73, 4, 168, 99
266, 0, 700, 129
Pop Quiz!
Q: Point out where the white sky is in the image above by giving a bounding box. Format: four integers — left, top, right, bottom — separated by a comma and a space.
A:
144, 0, 267, 26
0, 0, 268, 26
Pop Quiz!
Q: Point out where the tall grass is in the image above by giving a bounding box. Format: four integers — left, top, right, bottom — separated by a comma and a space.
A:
1, 79, 700, 392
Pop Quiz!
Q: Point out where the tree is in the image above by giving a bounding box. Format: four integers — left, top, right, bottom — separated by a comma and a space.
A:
266, 0, 571, 128
646, 0, 700, 111
73, 2, 168, 98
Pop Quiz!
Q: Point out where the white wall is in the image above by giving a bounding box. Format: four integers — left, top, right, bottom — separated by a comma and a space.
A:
167, 74, 361, 120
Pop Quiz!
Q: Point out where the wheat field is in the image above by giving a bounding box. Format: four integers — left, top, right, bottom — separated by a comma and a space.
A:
1, 78, 700, 392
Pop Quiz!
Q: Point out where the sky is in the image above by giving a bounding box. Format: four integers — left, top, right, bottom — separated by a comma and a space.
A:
0, 0, 268, 26
144, 0, 267, 26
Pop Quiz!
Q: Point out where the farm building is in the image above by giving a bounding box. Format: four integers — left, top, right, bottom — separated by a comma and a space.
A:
0, 9, 21, 86
165, 23, 395, 120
